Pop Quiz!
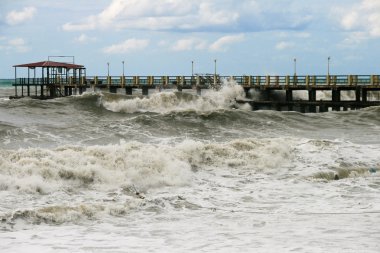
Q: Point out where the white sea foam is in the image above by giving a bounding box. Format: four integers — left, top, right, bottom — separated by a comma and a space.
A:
1, 137, 380, 252
100, 80, 246, 114
1, 137, 378, 195
0, 138, 296, 196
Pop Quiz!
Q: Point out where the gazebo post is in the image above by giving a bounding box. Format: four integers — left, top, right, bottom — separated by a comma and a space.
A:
27, 67, 30, 96
41, 67, 44, 97
34, 67, 37, 96
21, 68, 24, 97
14, 67, 17, 97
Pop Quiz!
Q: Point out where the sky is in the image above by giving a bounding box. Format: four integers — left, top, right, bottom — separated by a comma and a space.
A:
0, 0, 380, 78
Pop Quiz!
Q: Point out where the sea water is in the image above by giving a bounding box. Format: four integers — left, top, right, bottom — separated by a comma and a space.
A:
0, 80, 379, 252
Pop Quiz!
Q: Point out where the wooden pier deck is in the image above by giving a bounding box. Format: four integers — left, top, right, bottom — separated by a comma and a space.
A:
11, 74, 380, 112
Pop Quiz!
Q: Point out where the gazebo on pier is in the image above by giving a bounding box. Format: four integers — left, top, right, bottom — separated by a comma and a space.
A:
12, 58, 86, 98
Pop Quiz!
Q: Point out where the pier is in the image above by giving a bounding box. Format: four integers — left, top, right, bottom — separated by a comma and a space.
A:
11, 60, 380, 112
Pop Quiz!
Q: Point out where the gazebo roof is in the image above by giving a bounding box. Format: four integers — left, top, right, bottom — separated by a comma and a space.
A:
13, 61, 84, 69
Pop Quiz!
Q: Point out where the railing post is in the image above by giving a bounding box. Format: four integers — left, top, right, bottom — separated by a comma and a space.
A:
133, 76, 139, 86
120, 76, 125, 88
107, 76, 111, 88
243, 76, 248, 86
266, 75, 270, 86
256, 76, 260, 86
293, 75, 297, 85
285, 75, 290, 86
196, 75, 200, 86
306, 75, 310, 87
177, 76, 184, 92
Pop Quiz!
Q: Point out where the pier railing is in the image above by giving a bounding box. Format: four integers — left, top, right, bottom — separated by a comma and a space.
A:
13, 75, 380, 88
85, 75, 380, 87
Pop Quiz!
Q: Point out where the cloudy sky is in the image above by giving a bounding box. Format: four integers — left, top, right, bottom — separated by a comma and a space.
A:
0, 0, 379, 77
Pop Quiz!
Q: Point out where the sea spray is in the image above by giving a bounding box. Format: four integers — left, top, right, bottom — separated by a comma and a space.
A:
100, 79, 246, 114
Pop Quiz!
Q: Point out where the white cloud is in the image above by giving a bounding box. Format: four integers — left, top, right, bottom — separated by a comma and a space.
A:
339, 32, 369, 48
103, 38, 149, 54
338, 0, 380, 38
275, 41, 294, 50
8, 38, 25, 46
209, 34, 245, 51
172, 38, 207, 51
6, 6, 36, 25
62, 0, 311, 33
74, 34, 97, 44
0, 37, 29, 53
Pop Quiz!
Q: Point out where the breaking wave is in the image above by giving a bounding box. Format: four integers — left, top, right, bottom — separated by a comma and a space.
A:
0, 138, 295, 194
1, 137, 379, 226
100, 81, 246, 114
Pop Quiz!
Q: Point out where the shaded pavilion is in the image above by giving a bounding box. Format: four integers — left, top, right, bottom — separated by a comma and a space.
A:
13, 60, 86, 98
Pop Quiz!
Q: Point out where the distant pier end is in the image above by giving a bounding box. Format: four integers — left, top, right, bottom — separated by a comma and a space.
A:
10, 60, 380, 112
12, 59, 86, 98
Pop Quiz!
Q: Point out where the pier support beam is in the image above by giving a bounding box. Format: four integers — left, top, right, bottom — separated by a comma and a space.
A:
177, 85, 183, 92
356, 88, 361, 102
142, 86, 149, 96
319, 105, 328, 113
49, 86, 56, 98
262, 90, 270, 101
308, 89, 317, 113
286, 90, 293, 101
79, 87, 86, 95
109, 86, 117, 93
362, 89, 367, 102
286, 90, 293, 111
308, 90, 316, 101
125, 87, 133, 95
332, 89, 341, 111
244, 87, 252, 99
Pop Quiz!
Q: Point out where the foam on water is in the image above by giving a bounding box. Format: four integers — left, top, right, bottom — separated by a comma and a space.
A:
1, 137, 379, 225
100, 80, 246, 114
0, 138, 296, 197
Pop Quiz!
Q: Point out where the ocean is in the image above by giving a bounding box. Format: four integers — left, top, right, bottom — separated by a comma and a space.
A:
0, 79, 379, 252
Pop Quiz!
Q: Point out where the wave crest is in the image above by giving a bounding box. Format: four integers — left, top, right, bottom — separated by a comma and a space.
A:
100, 80, 246, 114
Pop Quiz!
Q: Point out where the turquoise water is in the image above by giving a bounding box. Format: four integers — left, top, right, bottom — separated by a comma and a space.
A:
0, 79, 13, 87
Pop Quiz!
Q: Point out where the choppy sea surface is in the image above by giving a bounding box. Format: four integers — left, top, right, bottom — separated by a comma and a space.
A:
0, 79, 379, 252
